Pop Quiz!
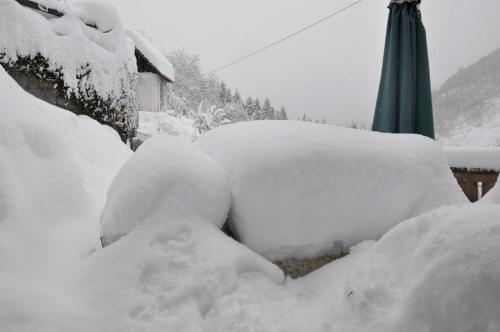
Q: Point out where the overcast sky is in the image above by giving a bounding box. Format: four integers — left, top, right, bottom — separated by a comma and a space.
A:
104, 0, 500, 125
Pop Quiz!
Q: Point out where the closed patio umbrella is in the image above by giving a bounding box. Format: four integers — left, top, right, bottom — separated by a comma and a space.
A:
372, 0, 435, 138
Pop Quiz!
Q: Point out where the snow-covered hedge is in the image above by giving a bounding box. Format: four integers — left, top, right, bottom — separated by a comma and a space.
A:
0, 0, 138, 141
198, 121, 467, 260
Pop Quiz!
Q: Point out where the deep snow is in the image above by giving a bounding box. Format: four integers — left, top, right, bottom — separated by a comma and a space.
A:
0, 67, 131, 330
198, 121, 467, 260
2, 61, 500, 332
100, 135, 231, 246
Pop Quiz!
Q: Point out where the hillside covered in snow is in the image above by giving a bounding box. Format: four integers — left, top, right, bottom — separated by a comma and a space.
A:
434, 47, 500, 147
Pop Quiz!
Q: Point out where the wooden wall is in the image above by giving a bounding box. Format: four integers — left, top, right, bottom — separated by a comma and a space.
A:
451, 168, 499, 202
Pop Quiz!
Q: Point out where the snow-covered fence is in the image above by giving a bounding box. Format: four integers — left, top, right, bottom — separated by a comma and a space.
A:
445, 147, 500, 202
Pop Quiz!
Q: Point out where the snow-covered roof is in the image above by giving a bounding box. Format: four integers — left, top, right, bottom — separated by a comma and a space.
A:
126, 29, 175, 83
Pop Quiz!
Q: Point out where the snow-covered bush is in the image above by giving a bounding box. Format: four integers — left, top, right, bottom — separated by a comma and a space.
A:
0, 0, 138, 141
198, 121, 467, 260
100, 135, 232, 246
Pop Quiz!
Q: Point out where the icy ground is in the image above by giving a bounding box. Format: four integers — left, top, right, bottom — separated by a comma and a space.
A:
1, 67, 500, 332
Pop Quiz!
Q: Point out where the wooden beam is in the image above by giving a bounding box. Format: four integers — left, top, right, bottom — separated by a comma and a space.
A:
14, 0, 112, 33
15, 0, 65, 17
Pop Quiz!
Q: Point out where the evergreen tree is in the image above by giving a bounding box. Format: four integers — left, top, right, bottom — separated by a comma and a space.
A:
225, 87, 233, 104
232, 89, 242, 104
253, 98, 262, 120
270, 106, 276, 120
244, 97, 255, 119
217, 81, 228, 107
262, 98, 273, 120
279, 107, 288, 120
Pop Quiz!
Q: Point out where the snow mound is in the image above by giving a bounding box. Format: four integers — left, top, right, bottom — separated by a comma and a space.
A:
340, 204, 500, 332
100, 135, 231, 246
80, 213, 284, 331
198, 121, 467, 260
0, 67, 131, 330
138, 111, 199, 141
72, 0, 120, 34
126, 28, 175, 82
177, 204, 500, 332
0, 0, 136, 102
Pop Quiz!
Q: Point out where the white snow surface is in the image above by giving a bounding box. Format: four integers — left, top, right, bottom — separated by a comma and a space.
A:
100, 135, 231, 245
138, 111, 199, 141
82, 203, 500, 332
201, 204, 500, 332
0, 67, 132, 330
481, 178, 500, 204
2, 66, 500, 331
0, 0, 137, 102
72, 0, 120, 33
126, 28, 175, 82
445, 146, 500, 171
198, 121, 467, 260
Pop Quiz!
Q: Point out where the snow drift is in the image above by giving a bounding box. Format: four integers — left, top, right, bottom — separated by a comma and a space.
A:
0, 67, 131, 330
2, 63, 500, 331
100, 135, 231, 246
341, 204, 500, 332
87, 134, 284, 330
203, 204, 500, 332
81, 207, 285, 331
198, 121, 467, 260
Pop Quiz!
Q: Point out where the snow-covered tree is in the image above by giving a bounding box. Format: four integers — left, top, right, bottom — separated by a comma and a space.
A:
253, 99, 262, 120
161, 49, 288, 134
233, 89, 242, 104
262, 98, 274, 120
278, 107, 288, 120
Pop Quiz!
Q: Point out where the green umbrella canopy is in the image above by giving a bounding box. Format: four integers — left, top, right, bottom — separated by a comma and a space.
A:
372, 0, 435, 139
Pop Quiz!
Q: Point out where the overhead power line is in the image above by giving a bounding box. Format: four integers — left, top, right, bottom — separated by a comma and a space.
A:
206, 0, 366, 75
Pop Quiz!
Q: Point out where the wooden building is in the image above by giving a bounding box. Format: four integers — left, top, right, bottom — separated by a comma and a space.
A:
126, 29, 175, 113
